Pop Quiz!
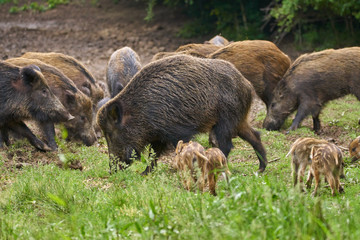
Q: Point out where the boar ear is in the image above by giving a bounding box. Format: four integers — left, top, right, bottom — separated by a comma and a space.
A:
65, 90, 76, 105
107, 102, 123, 125
113, 82, 124, 96
81, 81, 91, 97
20, 66, 41, 88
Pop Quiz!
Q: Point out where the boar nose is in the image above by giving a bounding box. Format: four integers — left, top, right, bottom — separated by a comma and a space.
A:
68, 114, 75, 121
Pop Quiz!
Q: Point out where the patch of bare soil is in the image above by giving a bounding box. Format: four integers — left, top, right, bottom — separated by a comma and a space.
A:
0, 0, 202, 82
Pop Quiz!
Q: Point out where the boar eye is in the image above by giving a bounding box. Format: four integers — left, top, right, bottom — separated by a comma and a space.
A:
353, 147, 357, 152
81, 116, 86, 121
42, 88, 48, 97
271, 102, 276, 108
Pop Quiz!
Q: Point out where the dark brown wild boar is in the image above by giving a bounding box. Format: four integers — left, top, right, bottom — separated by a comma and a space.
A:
97, 55, 267, 174
263, 47, 360, 132
106, 47, 141, 98
349, 136, 360, 163
307, 143, 344, 196
0, 61, 72, 151
208, 40, 291, 110
6, 57, 96, 149
21, 52, 104, 104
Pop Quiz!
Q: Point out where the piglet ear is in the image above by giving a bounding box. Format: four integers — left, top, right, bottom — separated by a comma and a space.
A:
20, 66, 41, 88
107, 101, 123, 125
175, 140, 184, 154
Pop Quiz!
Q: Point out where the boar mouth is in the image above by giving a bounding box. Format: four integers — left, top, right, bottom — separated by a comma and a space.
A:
108, 148, 134, 173
263, 119, 282, 131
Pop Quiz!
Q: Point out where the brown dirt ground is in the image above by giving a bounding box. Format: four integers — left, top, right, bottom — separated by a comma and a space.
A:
0, 0, 353, 173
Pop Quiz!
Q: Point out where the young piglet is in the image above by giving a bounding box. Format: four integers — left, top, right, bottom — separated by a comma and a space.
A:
349, 136, 360, 163
306, 143, 344, 196
174, 140, 207, 192
197, 148, 231, 196
286, 137, 328, 191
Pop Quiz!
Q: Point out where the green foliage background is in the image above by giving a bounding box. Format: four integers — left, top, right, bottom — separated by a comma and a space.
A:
146, 0, 360, 50
2, 0, 360, 49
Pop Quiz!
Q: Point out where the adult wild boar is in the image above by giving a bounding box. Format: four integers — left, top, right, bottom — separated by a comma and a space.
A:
263, 47, 360, 132
0, 61, 72, 151
97, 55, 268, 174
6, 57, 96, 149
21, 52, 104, 104
151, 43, 221, 62
175, 43, 221, 58
208, 40, 291, 110
106, 47, 141, 98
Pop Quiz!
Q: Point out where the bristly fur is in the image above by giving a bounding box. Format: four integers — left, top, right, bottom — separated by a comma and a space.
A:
349, 136, 360, 163
307, 143, 344, 196
106, 47, 141, 98
6, 57, 96, 147
97, 54, 268, 174
21, 52, 104, 104
264, 47, 360, 132
209, 40, 291, 108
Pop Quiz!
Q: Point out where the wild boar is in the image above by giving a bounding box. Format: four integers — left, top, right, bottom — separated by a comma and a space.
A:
349, 136, 360, 163
196, 147, 231, 196
97, 54, 268, 174
21, 52, 104, 104
175, 141, 230, 195
106, 47, 142, 98
151, 43, 221, 62
263, 47, 360, 132
307, 143, 344, 196
6, 57, 96, 149
175, 43, 221, 58
208, 40, 291, 110
0, 61, 72, 151
286, 137, 328, 191
174, 140, 207, 192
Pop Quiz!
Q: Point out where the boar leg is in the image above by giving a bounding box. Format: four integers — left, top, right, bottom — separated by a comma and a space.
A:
312, 115, 321, 133
238, 124, 267, 172
39, 121, 58, 151
7, 121, 52, 151
305, 170, 314, 190
312, 170, 320, 197
292, 157, 300, 186
0, 128, 10, 147
208, 171, 217, 196
211, 123, 233, 157
297, 162, 308, 192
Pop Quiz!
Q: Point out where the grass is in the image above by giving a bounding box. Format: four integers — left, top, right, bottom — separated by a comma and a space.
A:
1, 96, 360, 239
